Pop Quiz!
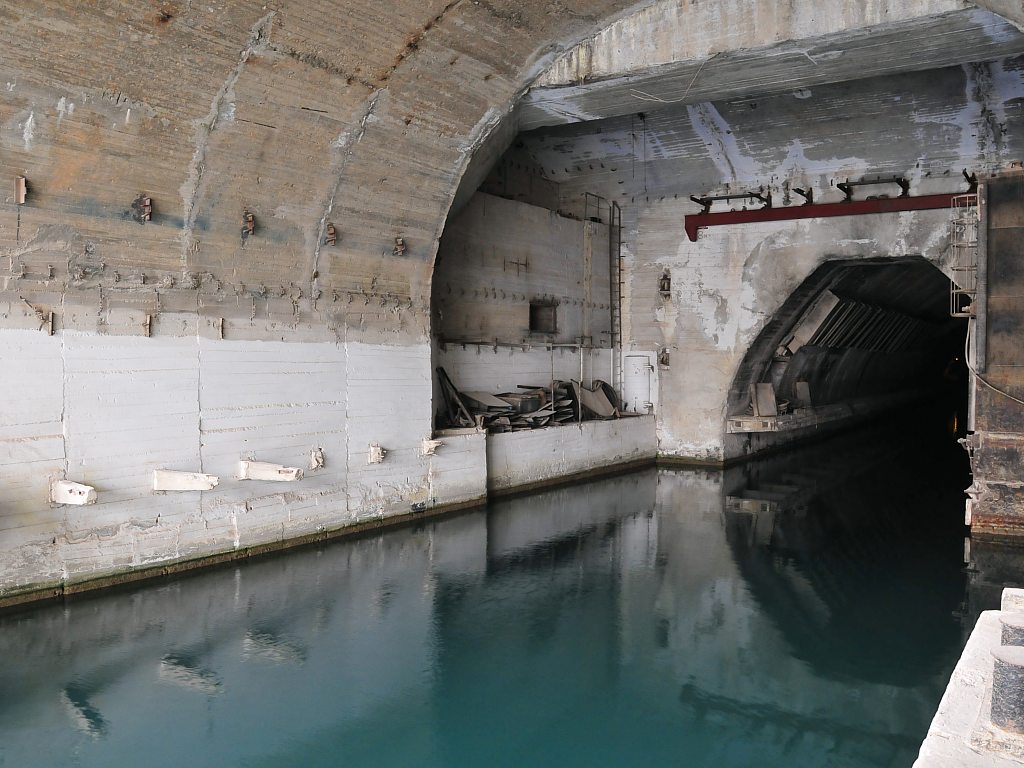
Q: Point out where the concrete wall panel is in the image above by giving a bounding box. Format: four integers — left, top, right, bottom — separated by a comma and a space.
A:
0, 330, 65, 515
486, 414, 656, 492
434, 193, 611, 346
425, 431, 488, 508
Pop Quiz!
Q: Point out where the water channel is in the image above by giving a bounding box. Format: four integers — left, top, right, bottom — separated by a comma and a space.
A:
0, 408, 1013, 767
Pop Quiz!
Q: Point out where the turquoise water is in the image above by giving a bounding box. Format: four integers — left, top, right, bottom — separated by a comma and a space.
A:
0, 421, 981, 767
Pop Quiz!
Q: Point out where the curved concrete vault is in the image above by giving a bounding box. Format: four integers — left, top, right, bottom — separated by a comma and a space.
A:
2, 0, 1024, 603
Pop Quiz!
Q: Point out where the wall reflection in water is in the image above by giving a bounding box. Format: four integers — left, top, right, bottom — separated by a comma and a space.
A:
0, 420, 982, 767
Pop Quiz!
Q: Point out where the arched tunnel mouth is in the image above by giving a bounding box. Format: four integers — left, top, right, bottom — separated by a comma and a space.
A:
726, 257, 971, 455
719, 258, 978, 688
720, 258, 977, 689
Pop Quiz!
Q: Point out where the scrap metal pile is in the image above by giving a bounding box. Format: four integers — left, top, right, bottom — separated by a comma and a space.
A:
436, 367, 619, 432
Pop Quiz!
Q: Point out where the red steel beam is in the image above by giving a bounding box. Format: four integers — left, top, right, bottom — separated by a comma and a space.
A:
684, 192, 963, 242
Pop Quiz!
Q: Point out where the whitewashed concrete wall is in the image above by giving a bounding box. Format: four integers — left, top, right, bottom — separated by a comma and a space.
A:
434, 193, 612, 346
486, 414, 656, 492
523, 50, 1024, 463
0, 329, 487, 598
0, 330, 67, 590
433, 191, 617, 427
627, 205, 955, 462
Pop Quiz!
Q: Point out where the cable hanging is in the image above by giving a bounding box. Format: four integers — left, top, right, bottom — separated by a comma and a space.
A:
964, 317, 1024, 407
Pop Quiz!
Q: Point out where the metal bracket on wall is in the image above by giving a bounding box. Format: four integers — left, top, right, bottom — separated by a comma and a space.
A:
684, 171, 978, 242
836, 175, 910, 201
689, 187, 772, 215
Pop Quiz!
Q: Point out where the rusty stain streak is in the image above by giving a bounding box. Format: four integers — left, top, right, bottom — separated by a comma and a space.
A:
272, 45, 376, 91
382, 0, 465, 82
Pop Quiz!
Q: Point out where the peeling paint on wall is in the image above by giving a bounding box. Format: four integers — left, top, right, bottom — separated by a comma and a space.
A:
685, 102, 759, 183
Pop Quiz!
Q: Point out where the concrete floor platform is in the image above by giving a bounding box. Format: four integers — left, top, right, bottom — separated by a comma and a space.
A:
915, 590, 1024, 767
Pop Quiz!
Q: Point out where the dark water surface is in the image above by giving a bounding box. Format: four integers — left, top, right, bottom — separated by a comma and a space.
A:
0, 416, 999, 767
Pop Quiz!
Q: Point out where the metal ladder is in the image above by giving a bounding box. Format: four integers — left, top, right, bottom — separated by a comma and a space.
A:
609, 201, 624, 395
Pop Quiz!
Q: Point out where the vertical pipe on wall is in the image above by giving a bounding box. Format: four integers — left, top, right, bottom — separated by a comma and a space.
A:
977, 183, 989, 374
968, 183, 988, 435
550, 342, 556, 427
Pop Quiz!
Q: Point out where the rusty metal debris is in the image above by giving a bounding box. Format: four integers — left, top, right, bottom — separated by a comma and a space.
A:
436, 367, 475, 428
435, 367, 620, 432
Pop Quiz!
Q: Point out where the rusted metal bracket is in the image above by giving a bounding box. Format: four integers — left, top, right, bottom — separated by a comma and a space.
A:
20, 297, 53, 335
837, 175, 909, 201
793, 187, 813, 205
689, 187, 772, 215
684, 171, 977, 242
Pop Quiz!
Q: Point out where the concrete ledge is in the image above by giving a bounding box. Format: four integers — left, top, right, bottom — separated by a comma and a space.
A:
915, 596, 1024, 766
726, 391, 922, 434
486, 414, 657, 492
0, 494, 486, 614
660, 395, 938, 468
488, 457, 655, 499
657, 455, 728, 469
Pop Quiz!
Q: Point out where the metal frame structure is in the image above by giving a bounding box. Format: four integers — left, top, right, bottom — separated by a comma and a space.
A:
949, 193, 980, 318
684, 173, 978, 242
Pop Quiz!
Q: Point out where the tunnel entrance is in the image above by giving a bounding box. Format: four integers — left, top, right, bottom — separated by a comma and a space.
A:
726, 259, 969, 457
427, 39, 1014, 474
423, 8, 1024, 503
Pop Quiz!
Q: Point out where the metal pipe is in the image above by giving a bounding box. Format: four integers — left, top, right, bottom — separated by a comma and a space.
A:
550, 342, 555, 430
977, 185, 988, 373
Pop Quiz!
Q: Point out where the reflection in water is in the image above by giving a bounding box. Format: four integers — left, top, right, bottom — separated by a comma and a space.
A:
967, 539, 1024, 625
241, 630, 308, 666
0, 414, 1004, 768
60, 685, 108, 740
158, 653, 223, 695
722, 417, 969, 689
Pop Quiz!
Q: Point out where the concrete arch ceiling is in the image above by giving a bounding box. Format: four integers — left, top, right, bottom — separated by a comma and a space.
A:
520, 0, 1024, 129
1, 0, 642, 346
2, 0, 1021, 346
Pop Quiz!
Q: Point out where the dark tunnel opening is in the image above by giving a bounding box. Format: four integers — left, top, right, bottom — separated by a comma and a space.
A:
720, 259, 977, 690
718, 259, 980, 694
726, 258, 971, 458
